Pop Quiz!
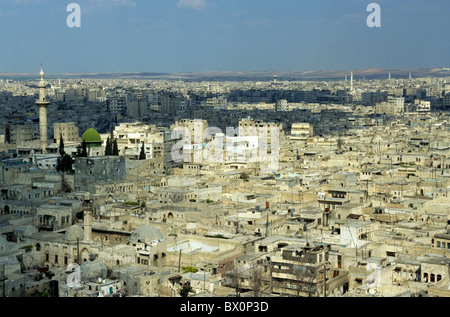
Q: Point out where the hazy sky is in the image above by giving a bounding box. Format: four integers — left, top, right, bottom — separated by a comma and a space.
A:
0, 0, 449, 74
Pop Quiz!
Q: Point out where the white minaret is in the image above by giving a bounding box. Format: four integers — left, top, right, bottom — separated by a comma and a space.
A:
350, 72, 354, 93
36, 65, 50, 153
84, 209, 92, 242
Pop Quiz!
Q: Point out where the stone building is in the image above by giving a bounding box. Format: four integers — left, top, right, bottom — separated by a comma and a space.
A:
269, 244, 332, 297
53, 122, 79, 144
74, 156, 126, 193
36, 204, 74, 232
4, 124, 33, 145
165, 235, 243, 277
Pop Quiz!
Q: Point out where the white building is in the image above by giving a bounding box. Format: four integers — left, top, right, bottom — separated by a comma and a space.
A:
375, 96, 405, 116
340, 220, 375, 249
290, 123, 313, 141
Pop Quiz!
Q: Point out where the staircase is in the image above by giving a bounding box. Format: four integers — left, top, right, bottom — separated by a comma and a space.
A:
62, 175, 73, 193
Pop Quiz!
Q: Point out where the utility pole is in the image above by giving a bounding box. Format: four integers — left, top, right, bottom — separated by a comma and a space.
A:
2, 264, 6, 297
77, 238, 80, 265
178, 249, 182, 273
268, 255, 273, 294
323, 262, 327, 298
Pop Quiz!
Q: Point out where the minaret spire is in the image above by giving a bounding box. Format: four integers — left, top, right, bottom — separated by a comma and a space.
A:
350, 72, 354, 93
36, 65, 50, 153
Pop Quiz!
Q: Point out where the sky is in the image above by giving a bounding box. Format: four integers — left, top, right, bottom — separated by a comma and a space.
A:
0, 0, 449, 74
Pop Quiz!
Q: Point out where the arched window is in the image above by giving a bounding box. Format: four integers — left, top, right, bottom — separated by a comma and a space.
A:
36, 243, 41, 251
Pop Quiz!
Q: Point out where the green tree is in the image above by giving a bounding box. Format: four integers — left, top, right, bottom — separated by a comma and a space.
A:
62, 153, 73, 173
179, 285, 194, 297
240, 172, 249, 182
109, 123, 115, 137
56, 136, 72, 173
112, 139, 119, 156
182, 266, 198, 274
139, 142, 146, 160
75, 140, 88, 158
106, 124, 116, 156
59, 135, 65, 156
56, 139, 64, 173
82, 140, 87, 157
105, 136, 112, 156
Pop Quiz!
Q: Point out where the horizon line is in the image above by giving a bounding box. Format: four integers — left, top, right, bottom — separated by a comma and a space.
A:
1, 66, 449, 75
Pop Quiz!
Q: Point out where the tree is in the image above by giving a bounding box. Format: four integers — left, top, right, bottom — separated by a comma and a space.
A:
227, 264, 246, 297
63, 154, 73, 173
112, 139, 119, 156
109, 123, 115, 138
56, 136, 73, 174
249, 262, 263, 297
59, 135, 65, 156
179, 284, 194, 297
75, 140, 87, 158
105, 136, 112, 156
56, 152, 64, 173
240, 172, 249, 182
139, 142, 146, 160
106, 124, 117, 156
81, 140, 87, 157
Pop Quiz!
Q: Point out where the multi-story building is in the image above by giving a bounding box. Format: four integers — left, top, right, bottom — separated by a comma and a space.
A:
5, 124, 33, 145
443, 93, 450, 108
87, 88, 106, 103
414, 100, 431, 112
53, 122, 79, 144
361, 91, 388, 106
375, 96, 405, 116
113, 122, 157, 159
269, 244, 329, 297
238, 119, 284, 144
275, 99, 288, 112
290, 123, 313, 141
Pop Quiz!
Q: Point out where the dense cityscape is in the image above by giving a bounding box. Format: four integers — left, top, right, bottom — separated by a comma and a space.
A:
0, 67, 449, 298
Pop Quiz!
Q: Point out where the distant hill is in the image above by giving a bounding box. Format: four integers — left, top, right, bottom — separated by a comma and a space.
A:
1, 68, 450, 81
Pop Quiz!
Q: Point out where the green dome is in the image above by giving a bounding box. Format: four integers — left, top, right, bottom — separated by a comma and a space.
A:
82, 128, 102, 144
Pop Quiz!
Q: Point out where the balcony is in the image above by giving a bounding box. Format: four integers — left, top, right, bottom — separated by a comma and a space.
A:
137, 248, 151, 256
